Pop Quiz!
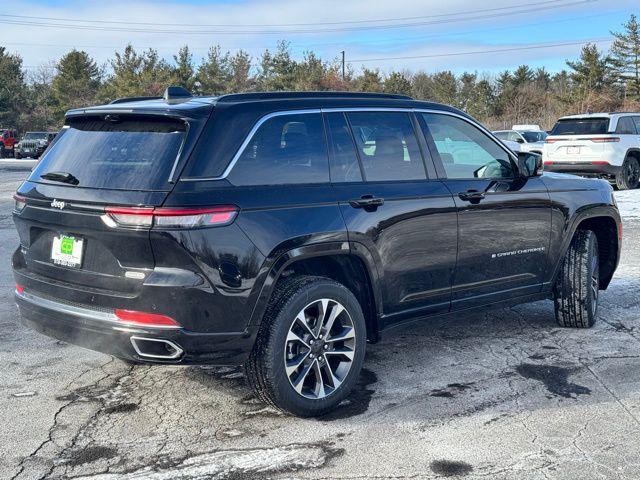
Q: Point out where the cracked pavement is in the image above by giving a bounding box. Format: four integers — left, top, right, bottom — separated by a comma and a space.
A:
2, 167, 640, 479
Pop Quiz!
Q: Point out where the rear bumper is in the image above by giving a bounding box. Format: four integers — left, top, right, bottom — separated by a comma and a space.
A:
544, 162, 621, 178
15, 288, 257, 365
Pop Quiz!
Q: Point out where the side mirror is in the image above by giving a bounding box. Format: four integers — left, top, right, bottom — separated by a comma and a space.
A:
515, 137, 525, 143
518, 152, 543, 177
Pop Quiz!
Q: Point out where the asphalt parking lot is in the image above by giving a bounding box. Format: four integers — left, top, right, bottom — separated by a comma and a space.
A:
2, 165, 640, 480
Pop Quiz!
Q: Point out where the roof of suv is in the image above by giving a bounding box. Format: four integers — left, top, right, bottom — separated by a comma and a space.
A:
559, 112, 640, 120
66, 91, 469, 119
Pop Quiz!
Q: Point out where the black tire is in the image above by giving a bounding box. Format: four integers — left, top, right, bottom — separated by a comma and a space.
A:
14, 152, 21, 159
244, 275, 366, 417
615, 157, 640, 190
554, 230, 600, 328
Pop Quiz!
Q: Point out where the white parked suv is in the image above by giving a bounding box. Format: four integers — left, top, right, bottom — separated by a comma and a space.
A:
543, 113, 640, 190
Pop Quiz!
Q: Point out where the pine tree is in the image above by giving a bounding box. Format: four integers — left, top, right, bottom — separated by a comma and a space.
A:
0, 47, 27, 129
228, 50, 252, 93
610, 14, 640, 99
173, 45, 196, 92
103, 45, 174, 99
51, 50, 101, 118
383, 72, 412, 96
196, 46, 231, 95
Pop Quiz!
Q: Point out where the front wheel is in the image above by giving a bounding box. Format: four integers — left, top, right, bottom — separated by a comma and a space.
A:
244, 275, 366, 417
554, 230, 599, 328
615, 157, 640, 190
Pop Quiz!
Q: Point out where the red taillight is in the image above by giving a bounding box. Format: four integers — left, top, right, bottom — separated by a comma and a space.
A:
545, 138, 560, 143
588, 137, 620, 143
153, 206, 238, 228
114, 309, 181, 328
103, 206, 238, 229
544, 161, 554, 165
591, 161, 610, 165
13, 194, 26, 212
618, 221, 623, 240
15, 284, 24, 294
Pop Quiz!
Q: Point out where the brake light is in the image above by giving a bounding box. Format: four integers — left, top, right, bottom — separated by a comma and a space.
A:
544, 161, 554, 165
15, 284, 24, 294
545, 138, 560, 143
588, 137, 620, 143
103, 206, 238, 229
13, 194, 26, 212
114, 309, 181, 328
591, 161, 610, 165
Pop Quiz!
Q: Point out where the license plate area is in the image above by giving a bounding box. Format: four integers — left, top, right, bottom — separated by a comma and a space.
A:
51, 235, 84, 268
567, 146, 581, 155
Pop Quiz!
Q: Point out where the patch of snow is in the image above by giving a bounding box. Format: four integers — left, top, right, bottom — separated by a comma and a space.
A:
615, 189, 640, 221
74, 444, 331, 480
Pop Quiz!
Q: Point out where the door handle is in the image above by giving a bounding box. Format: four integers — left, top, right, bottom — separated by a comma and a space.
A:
458, 190, 485, 204
349, 195, 385, 210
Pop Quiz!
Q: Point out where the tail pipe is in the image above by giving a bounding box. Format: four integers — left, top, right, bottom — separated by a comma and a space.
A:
130, 336, 184, 360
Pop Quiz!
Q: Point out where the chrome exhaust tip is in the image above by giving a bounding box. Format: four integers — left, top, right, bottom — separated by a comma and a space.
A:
130, 336, 183, 360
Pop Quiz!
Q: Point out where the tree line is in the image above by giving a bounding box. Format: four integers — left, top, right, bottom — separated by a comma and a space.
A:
2, 14, 639, 133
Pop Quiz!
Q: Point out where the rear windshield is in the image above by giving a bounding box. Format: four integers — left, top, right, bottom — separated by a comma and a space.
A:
521, 131, 547, 142
30, 115, 186, 191
550, 118, 610, 136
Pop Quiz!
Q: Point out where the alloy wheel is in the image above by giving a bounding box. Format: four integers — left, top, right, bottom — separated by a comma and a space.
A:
284, 298, 356, 399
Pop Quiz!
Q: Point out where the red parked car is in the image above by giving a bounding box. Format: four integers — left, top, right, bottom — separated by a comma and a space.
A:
0, 129, 17, 158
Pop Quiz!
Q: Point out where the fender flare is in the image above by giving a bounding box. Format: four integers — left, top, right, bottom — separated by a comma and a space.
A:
548, 204, 621, 288
247, 241, 383, 331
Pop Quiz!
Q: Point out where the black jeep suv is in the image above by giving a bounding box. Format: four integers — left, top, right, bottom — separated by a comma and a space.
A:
13, 88, 621, 416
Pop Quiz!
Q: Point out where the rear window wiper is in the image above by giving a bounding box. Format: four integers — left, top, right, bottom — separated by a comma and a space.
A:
40, 171, 79, 186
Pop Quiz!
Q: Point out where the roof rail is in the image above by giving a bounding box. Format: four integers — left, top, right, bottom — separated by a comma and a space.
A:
110, 96, 162, 104
217, 91, 413, 102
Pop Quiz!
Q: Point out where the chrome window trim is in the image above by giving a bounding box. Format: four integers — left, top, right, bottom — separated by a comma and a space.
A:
179, 106, 516, 182
181, 109, 322, 182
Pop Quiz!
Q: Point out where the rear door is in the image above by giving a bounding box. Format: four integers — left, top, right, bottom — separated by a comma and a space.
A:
326, 110, 457, 325
14, 113, 195, 295
419, 111, 551, 309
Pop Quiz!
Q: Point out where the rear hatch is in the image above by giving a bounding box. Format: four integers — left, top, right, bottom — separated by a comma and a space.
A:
13, 112, 200, 296
544, 117, 613, 163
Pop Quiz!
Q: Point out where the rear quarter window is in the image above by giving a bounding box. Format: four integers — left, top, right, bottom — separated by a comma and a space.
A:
227, 112, 329, 186
30, 115, 186, 191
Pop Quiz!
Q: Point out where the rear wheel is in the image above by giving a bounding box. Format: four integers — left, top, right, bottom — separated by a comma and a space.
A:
615, 157, 640, 190
244, 275, 366, 417
554, 230, 599, 328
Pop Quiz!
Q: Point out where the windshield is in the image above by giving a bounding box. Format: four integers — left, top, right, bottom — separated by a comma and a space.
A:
23, 132, 47, 140
30, 115, 186, 191
551, 118, 610, 136
520, 131, 547, 142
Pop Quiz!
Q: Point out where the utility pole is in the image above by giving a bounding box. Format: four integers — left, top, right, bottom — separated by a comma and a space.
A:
341, 51, 345, 81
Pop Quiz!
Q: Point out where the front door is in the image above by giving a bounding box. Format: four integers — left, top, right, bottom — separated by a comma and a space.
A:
419, 111, 551, 310
325, 110, 458, 325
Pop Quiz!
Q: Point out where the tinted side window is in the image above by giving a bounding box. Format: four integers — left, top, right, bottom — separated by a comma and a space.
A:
228, 113, 329, 186
326, 112, 362, 182
615, 116, 637, 134
422, 113, 515, 179
634, 116, 640, 133
346, 112, 426, 182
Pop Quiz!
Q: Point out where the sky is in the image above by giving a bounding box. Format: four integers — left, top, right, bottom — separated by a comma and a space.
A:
1, 0, 638, 77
